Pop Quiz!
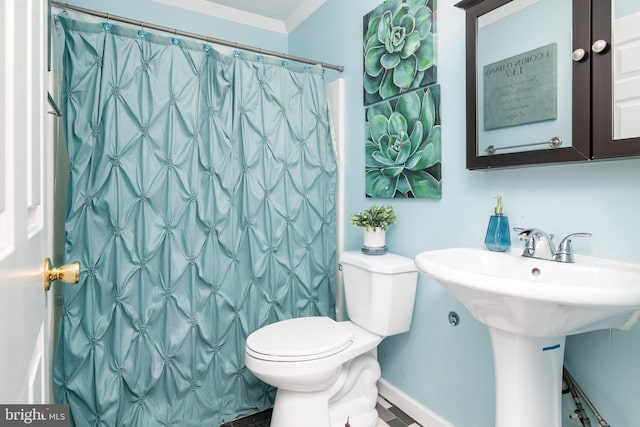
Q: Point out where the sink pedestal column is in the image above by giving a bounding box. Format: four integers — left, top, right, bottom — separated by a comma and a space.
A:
489, 328, 566, 427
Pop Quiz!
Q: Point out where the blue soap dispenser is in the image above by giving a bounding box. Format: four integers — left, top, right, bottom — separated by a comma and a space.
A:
485, 196, 511, 252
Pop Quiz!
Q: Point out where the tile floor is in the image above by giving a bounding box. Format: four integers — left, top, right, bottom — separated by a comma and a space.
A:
220, 396, 421, 427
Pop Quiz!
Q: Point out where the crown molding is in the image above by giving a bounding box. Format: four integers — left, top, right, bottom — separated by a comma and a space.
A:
152, 0, 288, 34
284, 0, 327, 32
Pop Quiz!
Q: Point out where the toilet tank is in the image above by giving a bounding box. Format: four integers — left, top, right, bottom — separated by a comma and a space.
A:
340, 251, 418, 336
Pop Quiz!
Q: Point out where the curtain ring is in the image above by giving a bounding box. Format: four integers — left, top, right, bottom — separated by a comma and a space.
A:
102, 12, 112, 31
171, 28, 180, 45
137, 20, 147, 38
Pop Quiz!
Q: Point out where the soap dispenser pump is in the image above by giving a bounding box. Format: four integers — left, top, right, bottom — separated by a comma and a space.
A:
485, 196, 511, 252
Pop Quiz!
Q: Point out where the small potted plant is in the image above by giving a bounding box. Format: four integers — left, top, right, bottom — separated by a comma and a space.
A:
350, 204, 396, 250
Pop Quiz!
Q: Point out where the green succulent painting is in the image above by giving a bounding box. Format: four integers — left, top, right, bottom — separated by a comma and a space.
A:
365, 85, 441, 199
363, 0, 437, 106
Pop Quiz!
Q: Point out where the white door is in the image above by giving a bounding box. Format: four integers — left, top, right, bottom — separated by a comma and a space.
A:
0, 0, 52, 403
613, 11, 640, 139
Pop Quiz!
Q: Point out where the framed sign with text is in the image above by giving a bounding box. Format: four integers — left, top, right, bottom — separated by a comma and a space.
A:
483, 43, 557, 130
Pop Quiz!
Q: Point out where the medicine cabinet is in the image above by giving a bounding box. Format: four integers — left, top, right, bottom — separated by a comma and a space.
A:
456, 0, 640, 169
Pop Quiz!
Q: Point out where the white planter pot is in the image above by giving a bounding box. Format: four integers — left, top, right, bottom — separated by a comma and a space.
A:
363, 228, 386, 248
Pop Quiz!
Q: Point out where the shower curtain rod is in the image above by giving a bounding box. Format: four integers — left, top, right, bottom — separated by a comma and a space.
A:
51, 1, 345, 73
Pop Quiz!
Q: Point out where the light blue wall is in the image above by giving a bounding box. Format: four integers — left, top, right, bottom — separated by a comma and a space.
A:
616, 0, 640, 18
57, 0, 640, 425
291, 1, 640, 426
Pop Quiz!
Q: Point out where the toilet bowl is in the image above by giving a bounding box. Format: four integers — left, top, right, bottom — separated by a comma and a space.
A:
244, 251, 418, 427
246, 318, 382, 427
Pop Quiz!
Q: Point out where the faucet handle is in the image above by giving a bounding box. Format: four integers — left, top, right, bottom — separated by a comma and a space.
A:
554, 233, 592, 263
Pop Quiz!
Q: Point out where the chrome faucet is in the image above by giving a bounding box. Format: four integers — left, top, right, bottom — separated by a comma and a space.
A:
515, 228, 591, 263
516, 228, 555, 260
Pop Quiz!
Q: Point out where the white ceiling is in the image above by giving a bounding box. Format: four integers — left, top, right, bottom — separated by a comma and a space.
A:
153, 0, 327, 34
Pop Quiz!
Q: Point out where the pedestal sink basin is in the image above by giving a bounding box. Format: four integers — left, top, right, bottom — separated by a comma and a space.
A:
415, 248, 640, 427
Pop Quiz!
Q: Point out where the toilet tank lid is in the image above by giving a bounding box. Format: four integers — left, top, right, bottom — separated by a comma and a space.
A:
340, 251, 417, 274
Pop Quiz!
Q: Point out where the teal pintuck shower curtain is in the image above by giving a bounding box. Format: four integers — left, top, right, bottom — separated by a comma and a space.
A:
53, 16, 337, 426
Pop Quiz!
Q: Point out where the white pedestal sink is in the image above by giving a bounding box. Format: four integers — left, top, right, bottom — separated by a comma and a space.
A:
415, 248, 640, 427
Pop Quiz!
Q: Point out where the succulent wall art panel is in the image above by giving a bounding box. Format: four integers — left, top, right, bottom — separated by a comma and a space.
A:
363, 0, 437, 106
365, 85, 441, 199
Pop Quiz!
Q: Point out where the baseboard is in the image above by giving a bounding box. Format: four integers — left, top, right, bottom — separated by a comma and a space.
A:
377, 379, 455, 427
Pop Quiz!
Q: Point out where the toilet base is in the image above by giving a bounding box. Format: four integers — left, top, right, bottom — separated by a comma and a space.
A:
270, 354, 381, 427
271, 389, 332, 427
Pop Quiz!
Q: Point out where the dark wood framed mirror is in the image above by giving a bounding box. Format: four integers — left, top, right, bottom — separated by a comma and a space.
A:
456, 0, 591, 169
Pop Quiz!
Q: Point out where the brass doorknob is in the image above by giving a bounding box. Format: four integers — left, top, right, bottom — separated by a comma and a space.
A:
43, 258, 80, 291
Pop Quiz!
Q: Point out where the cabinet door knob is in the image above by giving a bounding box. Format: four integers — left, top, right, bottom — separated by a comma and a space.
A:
591, 39, 608, 54
572, 48, 587, 62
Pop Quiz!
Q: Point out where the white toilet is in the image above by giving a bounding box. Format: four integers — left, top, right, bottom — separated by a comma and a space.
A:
245, 251, 418, 427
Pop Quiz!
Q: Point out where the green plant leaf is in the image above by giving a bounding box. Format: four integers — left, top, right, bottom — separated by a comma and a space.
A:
410, 70, 425, 90
380, 133, 390, 156
376, 10, 393, 44
370, 115, 389, 144
420, 87, 435, 135
396, 173, 411, 196
387, 112, 408, 136
381, 166, 405, 177
380, 52, 401, 70
396, 91, 421, 131
414, 6, 432, 39
415, 33, 434, 71
366, 101, 393, 122
365, 14, 382, 42
372, 150, 395, 167
395, 140, 412, 164
387, 0, 405, 15
379, 69, 400, 100
364, 71, 383, 95
424, 125, 441, 166
366, 171, 397, 198
406, 0, 427, 15
393, 55, 417, 89
397, 11, 415, 35
407, 170, 441, 198
366, 144, 380, 168
405, 148, 428, 171
365, 45, 386, 77
400, 30, 421, 59
408, 121, 424, 154
385, 139, 399, 162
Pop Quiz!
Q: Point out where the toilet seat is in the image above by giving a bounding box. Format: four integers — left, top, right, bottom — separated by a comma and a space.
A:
246, 317, 353, 362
